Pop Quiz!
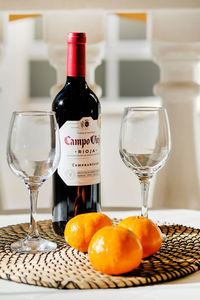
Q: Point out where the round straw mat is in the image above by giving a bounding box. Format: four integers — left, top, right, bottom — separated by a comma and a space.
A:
0, 219, 200, 289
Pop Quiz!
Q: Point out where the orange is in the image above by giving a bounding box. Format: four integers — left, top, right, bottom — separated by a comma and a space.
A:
64, 212, 112, 252
88, 226, 143, 275
118, 216, 162, 258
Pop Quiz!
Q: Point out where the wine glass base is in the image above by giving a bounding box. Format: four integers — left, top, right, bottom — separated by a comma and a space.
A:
11, 237, 57, 253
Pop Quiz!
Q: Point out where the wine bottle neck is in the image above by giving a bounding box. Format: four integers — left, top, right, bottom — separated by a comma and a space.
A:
67, 40, 86, 77
66, 76, 86, 85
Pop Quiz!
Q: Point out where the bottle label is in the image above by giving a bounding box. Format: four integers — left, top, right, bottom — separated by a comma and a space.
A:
58, 116, 100, 186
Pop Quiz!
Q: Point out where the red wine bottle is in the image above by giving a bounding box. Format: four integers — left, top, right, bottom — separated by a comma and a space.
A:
52, 32, 101, 236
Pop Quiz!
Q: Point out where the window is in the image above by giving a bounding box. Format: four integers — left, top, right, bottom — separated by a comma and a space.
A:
28, 14, 160, 103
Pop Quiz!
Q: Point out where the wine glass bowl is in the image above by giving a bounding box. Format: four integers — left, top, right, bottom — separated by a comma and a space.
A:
7, 112, 59, 182
119, 107, 171, 218
7, 111, 60, 253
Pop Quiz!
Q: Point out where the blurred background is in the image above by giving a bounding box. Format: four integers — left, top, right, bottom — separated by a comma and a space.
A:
28, 15, 159, 100
1, 12, 194, 213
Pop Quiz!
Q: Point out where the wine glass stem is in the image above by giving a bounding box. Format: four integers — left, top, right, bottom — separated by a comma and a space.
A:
139, 177, 151, 218
29, 185, 40, 238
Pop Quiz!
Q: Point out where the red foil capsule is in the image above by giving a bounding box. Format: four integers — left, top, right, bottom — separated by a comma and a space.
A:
67, 32, 86, 77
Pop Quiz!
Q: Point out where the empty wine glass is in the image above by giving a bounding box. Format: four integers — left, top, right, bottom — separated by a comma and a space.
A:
119, 107, 171, 218
7, 111, 60, 253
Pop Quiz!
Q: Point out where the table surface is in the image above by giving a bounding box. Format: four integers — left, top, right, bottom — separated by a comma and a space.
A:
1, 209, 200, 300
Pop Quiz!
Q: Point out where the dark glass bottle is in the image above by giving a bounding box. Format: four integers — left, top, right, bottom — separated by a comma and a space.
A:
52, 32, 101, 236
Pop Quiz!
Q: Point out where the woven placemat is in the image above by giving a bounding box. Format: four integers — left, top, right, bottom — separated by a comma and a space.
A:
0, 219, 200, 289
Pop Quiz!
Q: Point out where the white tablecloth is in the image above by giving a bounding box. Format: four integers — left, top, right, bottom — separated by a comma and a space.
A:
0, 209, 200, 300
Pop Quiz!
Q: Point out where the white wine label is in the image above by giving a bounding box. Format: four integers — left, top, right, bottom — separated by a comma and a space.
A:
58, 116, 100, 186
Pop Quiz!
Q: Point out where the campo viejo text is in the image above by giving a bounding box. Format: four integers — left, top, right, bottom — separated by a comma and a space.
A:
64, 135, 100, 148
